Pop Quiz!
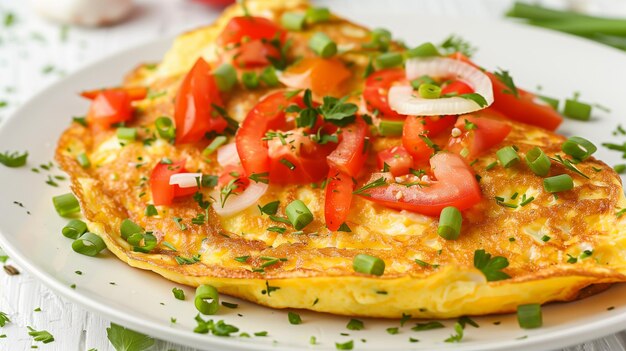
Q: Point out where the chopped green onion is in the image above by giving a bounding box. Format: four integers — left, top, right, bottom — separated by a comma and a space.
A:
127, 232, 157, 253
288, 311, 302, 325
364, 28, 392, 51
202, 135, 227, 156
52, 193, 80, 217
614, 164, 626, 174
76, 153, 90, 168
62, 219, 88, 239
335, 340, 354, 350
563, 99, 592, 121
437, 206, 462, 240
281, 12, 306, 31
378, 119, 404, 136
306, 7, 330, 23
172, 287, 185, 300
517, 304, 542, 329
308, 32, 337, 58
537, 95, 559, 110
155, 117, 175, 141
405, 42, 440, 58
194, 284, 219, 315
213, 63, 237, 92
410, 75, 436, 90
71, 232, 106, 257
375, 52, 403, 69
525, 147, 551, 177
285, 200, 314, 230
543, 174, 573, 193
496, 146, 520, 168
561, 136, 596, 161
116, 127, 137, 141
145, 205, 158, 217
120, 219, 143, 240
353, 253, 385, 276
0, 150, 28, 167
418, 83, 442, 99
346, 319, 364, 330
259, 67, 279, 87
241, 71, 259, 89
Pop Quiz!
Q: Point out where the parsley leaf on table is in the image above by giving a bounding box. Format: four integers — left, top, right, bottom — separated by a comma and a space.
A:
0, 311, 10, 327
473, 249, 511, 281
106, 323, 154, 351
27, 326, 54, 344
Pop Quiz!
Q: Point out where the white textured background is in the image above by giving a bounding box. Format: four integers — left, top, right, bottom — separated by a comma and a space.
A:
2, 0, 626, 350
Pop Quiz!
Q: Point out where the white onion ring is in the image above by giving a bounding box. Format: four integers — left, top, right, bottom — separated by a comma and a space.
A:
211, 182, 269, 217
169, 173, 202, 188
388, 57, 493, 116
217, 143, 240, 167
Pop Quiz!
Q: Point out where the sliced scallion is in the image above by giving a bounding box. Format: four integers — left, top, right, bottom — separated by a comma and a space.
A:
418, 83, 442, 99
496, 146, 520, 168
561, 136, 596, 161
375, 52, 403, 69
563, 99, 592, 121
306, 7, 331, 23
116, 127, 137, 141
543, 174, 573, 193
285, 200, 314, 230
127, 232, 157, 253
145, 204, 158, 217
437, 207, 462, 240
52, 193, 80, 217
405, 42, 440, 58
525, 147, 551, 177
378, 119, 404, 136
76, 153, 90, 168
517, 304, 542, 329
203, 135, 227, 156
120, 219, 143, 240
213, 63, 237, 92
353, 253, 385, 276
260, 67, 280, 87
71, 232, 106, 257
281, 12, 306, 31
155, 117, 175, 141
309, 32, 337, 58
537, 95, 559, 110
62, 219, 88, 239
194, 284, 219, 315
241, 71, 259, 89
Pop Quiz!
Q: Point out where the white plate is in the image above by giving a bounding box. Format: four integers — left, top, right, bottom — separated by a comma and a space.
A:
2, 13, 626, 351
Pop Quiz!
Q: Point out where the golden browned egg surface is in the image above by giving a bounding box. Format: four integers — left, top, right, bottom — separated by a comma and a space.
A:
55, 0, 626, 318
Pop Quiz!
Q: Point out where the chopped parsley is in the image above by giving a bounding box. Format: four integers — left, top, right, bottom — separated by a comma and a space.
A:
288, 312, 302, 325
411, 321, 444, 331
439, 34, 477, 57
494, 69, 519, 98
474, 249, 511, 281
386, 327, 399, 335
458, 316, 479, 328
172, 287, 185, 300
400, 313, 412, 327
0, 311, 10, 327
444, 322, 464, 343
27, 327, 55, 344
337, 222, 352, 232
172, 217, 187, 230
346, 319, 364, 330
0, 150, 28, 167
319, 95, 358, 127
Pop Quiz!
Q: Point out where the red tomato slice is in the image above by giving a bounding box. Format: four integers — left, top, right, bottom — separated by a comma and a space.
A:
447, 110, 512, 159
362, 152, 481, 216
149, 160, 196, 206
86, 90, 132, 128
230, 40, 281, 69
377, 146, 413, 176
280, 57, 352, 97
441, 80, 473, 96
81, 87, 147, 101
363, 68, 405, 119
217, 16, 286, 46
326, 117, 369, 178
324, 169, 354, 231
449, 53, 562, 131
268, 130, 334, 184
174, 58, 226, 144
402, 115, 456, 162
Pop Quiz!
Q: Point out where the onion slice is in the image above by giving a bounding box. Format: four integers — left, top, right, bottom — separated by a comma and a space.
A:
217, 143, 240, 167
388, 57, 493, 116
211, 182, 269, 217
169, 173, 202, 188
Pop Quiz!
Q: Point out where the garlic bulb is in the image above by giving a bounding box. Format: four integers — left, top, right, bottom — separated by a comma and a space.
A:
30, 0, 134, 27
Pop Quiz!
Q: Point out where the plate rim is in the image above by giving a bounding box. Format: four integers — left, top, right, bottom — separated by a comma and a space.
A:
2, 16, 626, 351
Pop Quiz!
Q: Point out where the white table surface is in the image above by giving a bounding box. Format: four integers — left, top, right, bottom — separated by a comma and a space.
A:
2, 0, 626, 350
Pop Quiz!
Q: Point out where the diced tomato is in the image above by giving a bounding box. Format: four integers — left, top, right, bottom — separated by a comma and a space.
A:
217, 16, 286, 69
80, 87, 147, 101
324, 169, 354, 231
402, 115, 456, 162
236, 91, 298, 177
377, 146, 413, 176
149, 160, 197, 206
326, 117, 369, 178
218, 164, 250, 191
449, 53, 563, 131
362, 152, 481, 216
267, 129, 334, 184
447, 110, 512, 159
363, 68, 405, 119
86, 90, 132, 128
217, 16, 286, 46
280, 57, 352, 97
441, 80, 473, 96
174, 58, 227, 144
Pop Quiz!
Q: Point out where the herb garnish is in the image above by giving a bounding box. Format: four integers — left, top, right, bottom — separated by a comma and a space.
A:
27, 327, 55, 344
172, 287, 185, 300
0, 150, 28, 167
0, 311, 10, 327
473, 249, 511, 281
411, 321, 444, 331
494, 69, 519, 98
439, 35, 477, 57
444, 322, 464, 343
353, 177, 387, 195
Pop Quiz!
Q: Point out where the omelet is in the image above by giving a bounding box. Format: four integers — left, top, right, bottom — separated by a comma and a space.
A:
55, 0, 626, 319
